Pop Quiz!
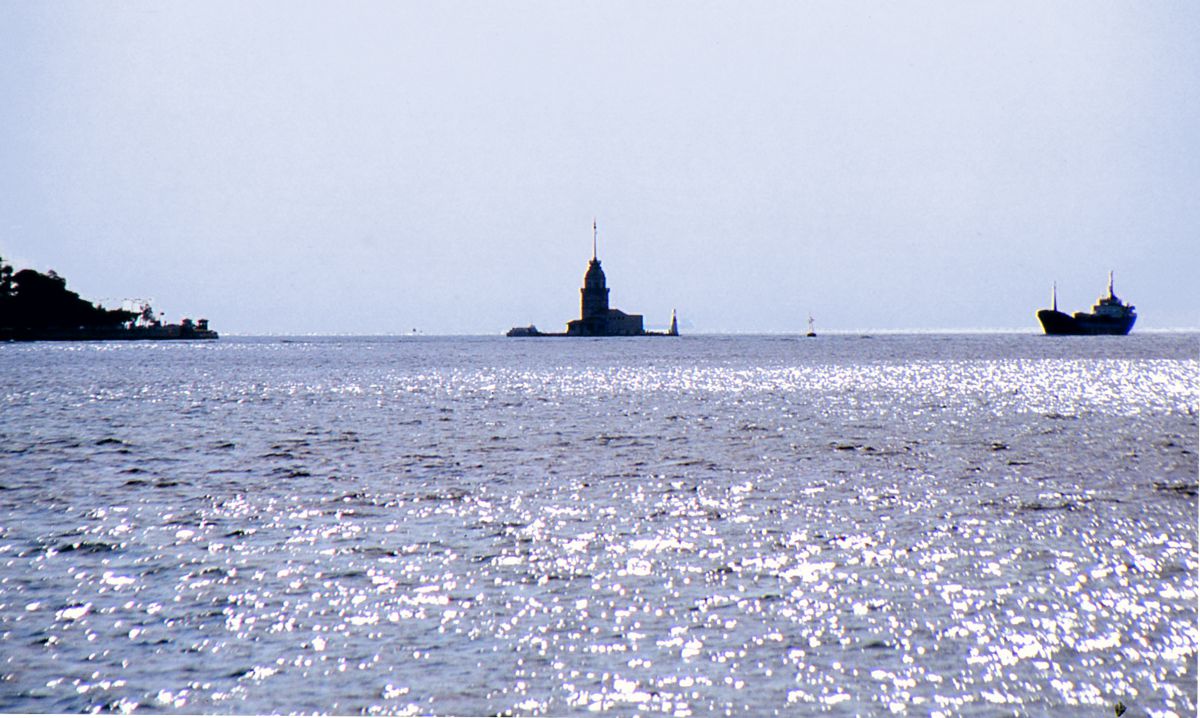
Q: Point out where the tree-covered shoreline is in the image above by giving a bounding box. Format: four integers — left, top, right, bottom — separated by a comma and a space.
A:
0, 257, 216, 340
0, 257, 137, 333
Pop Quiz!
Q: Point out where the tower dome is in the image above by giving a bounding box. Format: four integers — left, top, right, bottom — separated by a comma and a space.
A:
581, 257, 609, 319
584, 257, 606, 289
580, 220, 610, 320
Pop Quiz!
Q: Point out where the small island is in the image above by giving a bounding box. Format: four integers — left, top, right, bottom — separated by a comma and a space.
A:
0, 256, 217, 341
507, 223, 678, 338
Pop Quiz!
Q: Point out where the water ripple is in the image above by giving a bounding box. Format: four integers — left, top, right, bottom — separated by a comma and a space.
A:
0, 335, 1195, 715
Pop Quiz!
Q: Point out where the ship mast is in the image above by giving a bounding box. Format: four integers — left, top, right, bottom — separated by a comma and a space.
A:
1108, 270, 1114, 298
1052, 282, 1058, 312
593, 218, 598, 261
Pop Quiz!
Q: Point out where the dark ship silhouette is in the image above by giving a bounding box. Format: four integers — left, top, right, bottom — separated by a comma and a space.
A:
0, 256, 217, 341
1037, 272, 1136, 336
507, 222, 678, 337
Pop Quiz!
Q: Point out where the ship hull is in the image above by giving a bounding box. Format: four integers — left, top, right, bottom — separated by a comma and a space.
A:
1036, 309, 1135, 336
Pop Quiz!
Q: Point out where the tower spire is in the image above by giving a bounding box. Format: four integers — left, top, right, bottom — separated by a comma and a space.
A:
593, 218, 598, 261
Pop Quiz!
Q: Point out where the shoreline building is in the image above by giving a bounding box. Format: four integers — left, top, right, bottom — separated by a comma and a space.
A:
507, 222, 677, 337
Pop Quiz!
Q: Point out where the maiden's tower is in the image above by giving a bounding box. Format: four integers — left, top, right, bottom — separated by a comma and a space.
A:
506, 222, 677, 337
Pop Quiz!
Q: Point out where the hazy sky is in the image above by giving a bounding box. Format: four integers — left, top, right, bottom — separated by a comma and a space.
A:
2, 1, 1197, 334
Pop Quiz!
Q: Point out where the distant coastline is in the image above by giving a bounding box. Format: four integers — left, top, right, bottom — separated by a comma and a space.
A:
0, 256, 217, 341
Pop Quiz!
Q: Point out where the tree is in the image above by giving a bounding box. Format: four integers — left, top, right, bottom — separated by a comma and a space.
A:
0, 255, 12, 297
2, 266, 136, 331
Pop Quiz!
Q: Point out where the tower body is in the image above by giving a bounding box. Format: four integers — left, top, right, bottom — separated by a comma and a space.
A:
581, 259, 610, 320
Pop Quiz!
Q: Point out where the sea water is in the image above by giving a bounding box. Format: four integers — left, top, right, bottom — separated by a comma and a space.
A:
0, 333, 1195, 716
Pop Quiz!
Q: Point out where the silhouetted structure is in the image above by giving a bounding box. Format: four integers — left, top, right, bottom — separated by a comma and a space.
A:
1037, 272, 1136, 335
565, 241, 645, 336
0, 256, 217, 341
507, 222, 677, 337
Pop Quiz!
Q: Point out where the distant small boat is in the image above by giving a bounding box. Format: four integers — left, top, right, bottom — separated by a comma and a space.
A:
806, 315, 817, 337
1037, 272, 1136, 336
505, 325, 541, 337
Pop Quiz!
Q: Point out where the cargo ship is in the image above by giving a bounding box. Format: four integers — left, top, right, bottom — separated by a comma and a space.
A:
1037, 272, 1136, 336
